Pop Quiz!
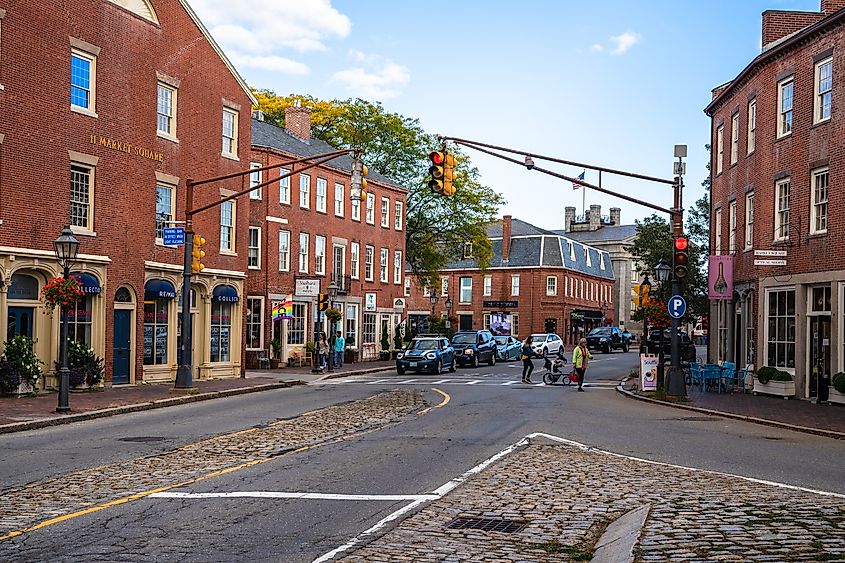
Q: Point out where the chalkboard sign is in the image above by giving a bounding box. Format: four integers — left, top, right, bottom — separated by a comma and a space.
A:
143, 326, 153, 361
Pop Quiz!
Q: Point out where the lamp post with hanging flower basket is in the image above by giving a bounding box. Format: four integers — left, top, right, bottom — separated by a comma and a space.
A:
49, 226, 81, 412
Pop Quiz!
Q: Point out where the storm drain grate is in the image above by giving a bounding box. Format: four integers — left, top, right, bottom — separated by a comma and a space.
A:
445, 516, 527, 534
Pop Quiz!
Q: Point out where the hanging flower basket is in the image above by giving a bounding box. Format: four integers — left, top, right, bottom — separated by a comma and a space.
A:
325, 308, 343, 323
41, 276, 83, 312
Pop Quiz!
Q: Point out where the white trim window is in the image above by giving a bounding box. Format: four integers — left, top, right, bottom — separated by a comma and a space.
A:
365, 192, 375, 224
811, 168, 829, 234
156, 82, 176, 137
441, 277, 449, 296
546, 276, 557, 296
511, 275, 520, 296
315, 235, 326, 275
333, 245, 345, 280
249, 162, 262, 200
744, 192, 754, 250
393, 250, 402, 284
364, 245, 374, 281
350, 242, 360, 279
334, 182, 344, 217
730, 113, 739, 165
246, 297, 263, 350
777, 77, 794, 138
299, 173, 310, 209
278, 230, 290, 272
155, 182, 175, 242
316, 177, 327, 213
379, 247, 389, 282
220, 201, 235, 252
351, 195, 361, 221
423, 285, 431, 298
483, 275, 492, 296
714, 208, 722, 255
766, 289, 796, 369
729, 200, 737, 254
299, 232, 309, 273
248, 226, 261, 269
71, 49, 96, 113
394, 201, 403, 230
775, 179, 791, 241
222, 108, 238, 157
815, 57, 833, 124
279, 169, 290, 204
459, 277, 472, 304
747, 98, 756, 155
380, 197, 390, 227
404, 278, 411, 297
70, 164, 94, 232
512, 313, 520, 338
716, 124, 724, 175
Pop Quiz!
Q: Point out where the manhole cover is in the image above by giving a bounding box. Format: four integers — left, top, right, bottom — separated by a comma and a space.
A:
117, 436, 167, 443
445, 517, 527, 533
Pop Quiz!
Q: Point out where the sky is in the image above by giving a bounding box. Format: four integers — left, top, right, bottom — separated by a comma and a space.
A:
189, 0, 821, 231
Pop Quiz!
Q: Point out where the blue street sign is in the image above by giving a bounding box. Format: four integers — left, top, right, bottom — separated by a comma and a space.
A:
668, 295, 687, 319
163, 227, 185, 246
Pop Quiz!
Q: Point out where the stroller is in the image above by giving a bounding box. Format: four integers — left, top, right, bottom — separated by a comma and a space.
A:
542, 350, 573, 385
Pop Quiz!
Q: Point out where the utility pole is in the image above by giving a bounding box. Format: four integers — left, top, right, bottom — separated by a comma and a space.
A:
665, 145, 688, 397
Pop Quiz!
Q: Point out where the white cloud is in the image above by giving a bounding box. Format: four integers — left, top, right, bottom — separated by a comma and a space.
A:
590, 44, 604, 53
227, 53, 310, 75
609, 31, 642, 55
331, 51, 410, 99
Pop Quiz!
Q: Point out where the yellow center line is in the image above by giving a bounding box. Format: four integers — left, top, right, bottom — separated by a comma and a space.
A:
418, 388, 450, 415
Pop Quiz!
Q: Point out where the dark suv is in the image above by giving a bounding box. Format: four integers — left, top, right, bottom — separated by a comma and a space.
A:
586, 327, 630, 353
645, 329, 697, 362
451, 330, 497, 368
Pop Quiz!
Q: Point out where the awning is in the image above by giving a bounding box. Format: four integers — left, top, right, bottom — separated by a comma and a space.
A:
212, 284, 239, 303
71, 272, 102, 295
571, 309, 604, 321
145, 279, 176, 300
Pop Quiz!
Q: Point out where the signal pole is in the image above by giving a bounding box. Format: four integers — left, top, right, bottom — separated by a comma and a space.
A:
666, 145, 688, 397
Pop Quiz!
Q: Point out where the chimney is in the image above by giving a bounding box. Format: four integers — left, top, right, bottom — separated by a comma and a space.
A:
761, 10, 824, 50
502, 215, 512, 262
822, 0, 845, 14
610, 207, 621, 225
589, 204, 601, 231
284, 100, 312, 141
564, 207, 576, 232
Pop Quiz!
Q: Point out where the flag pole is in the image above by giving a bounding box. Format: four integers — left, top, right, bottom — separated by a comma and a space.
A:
582, 171, 587, 217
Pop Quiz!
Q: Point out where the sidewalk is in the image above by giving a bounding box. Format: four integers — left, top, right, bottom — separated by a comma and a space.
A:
0, 360, 395, 433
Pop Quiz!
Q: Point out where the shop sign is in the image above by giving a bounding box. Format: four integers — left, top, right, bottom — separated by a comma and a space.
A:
708, 255, 733, 300
640, 354, 659, 391
483, 300, 518, 309
295, 278, 320, 297
90, 134, 164, 162
365, 293, 377, 311
393, 298, 405, 310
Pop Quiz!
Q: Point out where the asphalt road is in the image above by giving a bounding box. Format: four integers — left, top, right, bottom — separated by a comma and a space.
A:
2, 350, 844, 562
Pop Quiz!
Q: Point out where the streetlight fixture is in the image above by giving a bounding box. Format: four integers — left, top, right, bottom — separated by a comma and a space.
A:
600, 300, 609, 325
652, 258, 671, 389
429, 291, 439, 315
53, 226, 80, 413
639, 274, 651, 354
444, 296, 453, 335
326, 279, 339, 372
654, 258, 671, 283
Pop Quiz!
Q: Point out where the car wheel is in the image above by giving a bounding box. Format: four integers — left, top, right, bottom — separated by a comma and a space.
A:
488, 352, 496, 366
604, 345, 611, 354
432, 359, 442, 375
397, 367, 406, 375
449, 360, 456, 372
471, 355, 479, 368
622, 342, 629, 353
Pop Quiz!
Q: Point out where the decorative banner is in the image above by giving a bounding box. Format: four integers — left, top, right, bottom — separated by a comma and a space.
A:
489, 313, 512, 336
708, 255, 734, 300
272, 296, 293, 321
640, 354, 659, 391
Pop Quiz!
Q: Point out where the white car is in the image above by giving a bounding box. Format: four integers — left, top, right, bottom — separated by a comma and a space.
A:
529, 333, 564, 357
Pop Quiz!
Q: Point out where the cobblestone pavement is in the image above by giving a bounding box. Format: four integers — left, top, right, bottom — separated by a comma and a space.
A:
0, 390, 424, 541
340, 438, 845, 562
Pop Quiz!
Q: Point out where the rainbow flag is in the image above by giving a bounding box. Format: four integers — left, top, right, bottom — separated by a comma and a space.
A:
272, 296, 293, 321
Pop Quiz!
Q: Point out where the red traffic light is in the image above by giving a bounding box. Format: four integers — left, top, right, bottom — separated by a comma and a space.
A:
429, 151, 444, 165
674, 237, 688, 251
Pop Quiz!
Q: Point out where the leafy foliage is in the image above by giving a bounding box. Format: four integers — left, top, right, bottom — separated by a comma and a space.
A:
324, 308, 342, 323
756, 366, 792, 384
41, 276, 83, 312
832, 372, 845, 393
253, 91, 505, 287
0, 335, 42, 393
631, 302, 671, 329
56, 340, 104, 388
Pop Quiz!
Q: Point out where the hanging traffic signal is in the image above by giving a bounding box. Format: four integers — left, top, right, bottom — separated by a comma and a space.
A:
673, 236, 689, 279
191, 234, 206, 273
428, 151, 444, 194
351, 159, 369, 201
318, 293, 330, 312
442, 153, 457, 196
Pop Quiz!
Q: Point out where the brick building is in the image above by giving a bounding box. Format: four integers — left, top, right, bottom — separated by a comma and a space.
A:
246, 108, 408, 366
705, 0, 845, 399
405, 216, 615, 346
0, 0, 256, 386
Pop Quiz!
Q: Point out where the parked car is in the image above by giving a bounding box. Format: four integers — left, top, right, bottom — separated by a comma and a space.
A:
645, 328, 697, 362
396, 337, 456, 375
529, 333, 564, 357
586, 326, 630, 353
493, 335, 521, 361
622, 329, 634, 343
451, 330, 497, 368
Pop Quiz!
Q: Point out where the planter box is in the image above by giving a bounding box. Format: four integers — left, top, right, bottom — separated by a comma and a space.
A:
752, 378, 795, 399
828, 387, 845, 405
6, 381, 36, 395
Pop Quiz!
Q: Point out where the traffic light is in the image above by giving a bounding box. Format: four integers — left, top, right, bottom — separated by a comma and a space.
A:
673, 236, 689, 279
351, 158, 369, 201
191, 234, 206, 274
442, 153, 457, 196
428, 151, 444, 194
318, 293, 330, 312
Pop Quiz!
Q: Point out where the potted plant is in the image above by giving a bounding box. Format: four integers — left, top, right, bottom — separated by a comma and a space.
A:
0, 335, 42, 395
325, 308, 342, 324
56, 340, 104, 390
829, 372, 845, 405
392, 325, 403, 359
270, 338, 282, 369
288, 349, 301, 368
380, 331, 391, 361
753, 366, 795, 399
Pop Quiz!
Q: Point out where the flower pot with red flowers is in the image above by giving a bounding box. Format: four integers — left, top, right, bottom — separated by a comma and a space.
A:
41, 276, 84, 313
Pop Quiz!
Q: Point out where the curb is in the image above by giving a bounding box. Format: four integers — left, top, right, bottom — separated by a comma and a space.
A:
615, 381, 845, 441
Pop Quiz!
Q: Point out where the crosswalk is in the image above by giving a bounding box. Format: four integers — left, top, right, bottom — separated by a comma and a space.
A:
316, 375, 621, 389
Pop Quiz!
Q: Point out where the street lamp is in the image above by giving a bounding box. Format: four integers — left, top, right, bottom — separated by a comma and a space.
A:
429, 291, 439, 316
327, 279, 339, 371
600, 300, 609, 325
53, 226, 80, 413
652, 258, 671, 390
639, 274, 651, 354
444, 297, 453, 336
654, 258, 671, 284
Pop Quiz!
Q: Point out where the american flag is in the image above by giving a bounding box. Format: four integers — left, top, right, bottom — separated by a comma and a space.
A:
572, 170, 586, 190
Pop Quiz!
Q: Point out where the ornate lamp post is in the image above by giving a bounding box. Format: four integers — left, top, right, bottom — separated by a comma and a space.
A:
327, 279, 339, 371
600, 300, 609, 325
653, 258, 672, 389
429, 291, 439, 333
53, 226, 80, 413
639, 274, 651, 354
445, 297, 453, 336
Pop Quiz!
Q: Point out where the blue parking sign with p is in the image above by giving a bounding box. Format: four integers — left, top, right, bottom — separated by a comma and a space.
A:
668, 295, 687, 319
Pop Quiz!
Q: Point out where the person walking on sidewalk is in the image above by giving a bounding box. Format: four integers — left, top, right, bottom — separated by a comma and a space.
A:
572, 338, 593, 392
334, 330, 345, 368
317, 333, 330, 372
521, 336, 536, 383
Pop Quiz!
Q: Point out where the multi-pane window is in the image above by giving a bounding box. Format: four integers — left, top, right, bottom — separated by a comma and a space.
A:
778, 78, 794, 137
775, 179, 790, 240
67, 295, 93, 346
441, 277, 449, 296
278, 230, 290, 271
547, 276, 557, 296
404, 278, 411, 297
747, 99, 756, 154
512, 313, 520, 338
812, 168, 829, 234
143, 298, 168, 365
363, 312, 377, 344
379, 248, 389, 282
222, 108, 238, 156
745, 192, 754, 250
71, 50, 95, 111
511, 275, 520, 296
729, 201, 737, 254
365, 245, 374, 281
459, 277, 472, 303
334, 183, 345, 216
766, 289, 795, 369
279, 169, 290, 204
381, 197, 390, 227
248, 226, 261, 269
716, 125, 724, 175
246, 297, 263, 350
351, 195, 361, 221
365, 193, 375, 224
816, 57, 833, 123
287, 303, 306, 345
333, 245, 345, 281
483, 275, 492, 296
70, 164, 93, 231
714, 208, 722, 255
249, 162, 262, 200
315, 235, 326, 275
316, 178, 327, 212
157, 83, 176, 136
730, 113, 739, 165
350, 242, 360, 279
394, 201, 403, 230
220, 201, 235, 251
299, 174, 310, 208
393, 250, 402, 284
155, 183, 173, 241
299, 233, 309, 273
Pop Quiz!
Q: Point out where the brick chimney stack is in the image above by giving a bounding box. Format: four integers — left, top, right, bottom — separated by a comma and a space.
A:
822, 0, 845, 14
502, 215, 512, 262
284, 100, 312, 141
564, 207, 576, 232
761, 10, 824, 49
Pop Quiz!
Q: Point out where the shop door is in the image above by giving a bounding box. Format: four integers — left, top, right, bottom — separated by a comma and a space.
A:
809, 316, 831, 400
7, 306, 34, 340
459, 314, 473, 331
112, 309, 132, 385
545, 318, 557, 334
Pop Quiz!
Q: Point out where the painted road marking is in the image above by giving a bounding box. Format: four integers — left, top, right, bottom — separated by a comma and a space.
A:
465, 380, 483, 385
431, 379, 453, 385
364, 379, 393, 385
151, 492, 440, 501
500, 381, 519, 386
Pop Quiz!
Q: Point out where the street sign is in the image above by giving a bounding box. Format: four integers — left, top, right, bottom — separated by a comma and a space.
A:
667, 295, 687, 319
673, 162, 686, 176
754, 259, 787, 266
754, 250, 787, 257
162, 227, 185, 245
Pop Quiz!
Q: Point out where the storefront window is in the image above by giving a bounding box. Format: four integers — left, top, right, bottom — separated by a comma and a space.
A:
67, 295, 93, 345
246, 297, 262, 349
210, 301, 232, 362
143, 298, 168, 365
363, 313, 377, 344
287, 303, 305, 345
767, 289, 795, 368
345, 304, 358, 344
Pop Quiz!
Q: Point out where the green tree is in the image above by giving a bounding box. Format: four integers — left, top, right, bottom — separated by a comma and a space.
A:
686, 144, 711, 257
253, 92, 505, 287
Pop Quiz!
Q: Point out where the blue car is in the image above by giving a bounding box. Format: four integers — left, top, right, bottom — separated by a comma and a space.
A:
396, 337, 456, 375
494, 335, 521, 361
